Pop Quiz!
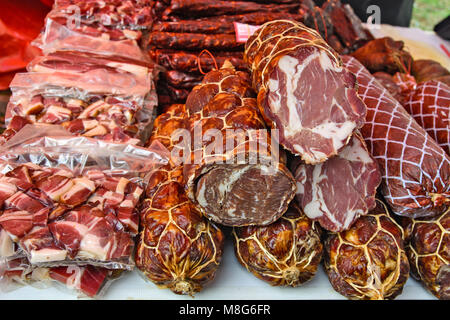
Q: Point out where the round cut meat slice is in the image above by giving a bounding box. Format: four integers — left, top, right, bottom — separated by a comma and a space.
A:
294, 133, 381, 232
193, 163, 295, 226
263, 49, 366, 164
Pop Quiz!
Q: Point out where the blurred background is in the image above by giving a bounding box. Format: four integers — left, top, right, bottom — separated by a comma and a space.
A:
412, 0, 450, 30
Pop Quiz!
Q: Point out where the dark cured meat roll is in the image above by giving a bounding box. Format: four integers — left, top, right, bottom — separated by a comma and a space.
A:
135, 104, 224, 296
184, 61, 297, 227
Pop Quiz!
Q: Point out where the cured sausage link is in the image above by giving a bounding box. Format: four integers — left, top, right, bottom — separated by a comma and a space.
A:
148, 32, 243, 50
342, 55, 450, 218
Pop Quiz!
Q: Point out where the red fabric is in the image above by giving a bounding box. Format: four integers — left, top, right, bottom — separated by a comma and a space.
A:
0, 0, 50, 90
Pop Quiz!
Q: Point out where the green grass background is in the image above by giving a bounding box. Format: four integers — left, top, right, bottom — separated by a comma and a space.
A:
411, 0, 450, 30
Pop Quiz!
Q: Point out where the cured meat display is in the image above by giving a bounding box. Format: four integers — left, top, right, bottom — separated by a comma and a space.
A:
293, 133, 382, 232
324, 199, 410, 300
149, 0, 373, 108
350, 37, 413, 75
402, 208, 449, 300
342, 56, 450, 218
244, 20, 367, 164
135, 104, 225, 296
184, 61, 296, 226
3, 70, 156, 145
233, 203, 323, 286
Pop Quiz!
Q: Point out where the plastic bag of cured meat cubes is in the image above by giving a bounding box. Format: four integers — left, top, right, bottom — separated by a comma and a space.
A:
0, 125, 168, 271
32, 0, 152, 64
1, 69, 157, 146
0, 256, 124, 298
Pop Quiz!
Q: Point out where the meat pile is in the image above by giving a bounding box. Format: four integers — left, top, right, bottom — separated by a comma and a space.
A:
148, 0, 372, 109
244, 20, 381, 233
0, 0, 161, 298
135, 104, 225, 296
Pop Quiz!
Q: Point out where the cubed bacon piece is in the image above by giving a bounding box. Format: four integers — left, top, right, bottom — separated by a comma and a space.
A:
0, 177, 33, 192
6, 166, 32, 183
0, 227, 15, 257
115, 178, 129, 195
0, 179, 18, 206
48, 204, 70, 221
82, 124, 108, 137
0, 210, 34, 238
116, 206, 139, 235
32, 207, 50, 227
8, 115, 31, 132
49, 219, 87, 259
103, 191, 124, 208
60, 177, 96, 207
4, 191, 45, 212
85, 170, 106, 183
38, 105, 72, 124
78, 100, 110, 119
20, 95, 44, 116
36, 175, 74, 201
20, 226, 67, 263
64, 98, 87, 114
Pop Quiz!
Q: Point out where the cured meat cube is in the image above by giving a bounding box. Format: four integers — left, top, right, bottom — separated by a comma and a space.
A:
60, 177, 96, 207
36, 175, 74, 202
0, 227, 16, 257
244, 20, 366, 164
4, 191, 45, 213
0, 179, 18, 207
20, 226, 67, 264
293, 133, 382, 232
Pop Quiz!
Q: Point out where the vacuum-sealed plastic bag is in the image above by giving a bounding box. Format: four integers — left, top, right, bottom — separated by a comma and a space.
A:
0, 256, 124, 298
32, 17, 149, 63
0, 127, 168, 270
4, 70, 157, 145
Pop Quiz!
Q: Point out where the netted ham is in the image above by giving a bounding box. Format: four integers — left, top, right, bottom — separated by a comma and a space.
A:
183, 61, 296, 227
135, 104, 224, 296
0, 164, 143, 269
233, 203, 323, 286
401, 208, 449, 300
244, 20, 366, 164
342, 56, 450, 218
403, 80, 450, 155
324, 199, 410, 300
293, 133, 382, 232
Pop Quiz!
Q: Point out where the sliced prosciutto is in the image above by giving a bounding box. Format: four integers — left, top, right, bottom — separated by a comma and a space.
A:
244, 20, 366, 164
293, 133, 382, 232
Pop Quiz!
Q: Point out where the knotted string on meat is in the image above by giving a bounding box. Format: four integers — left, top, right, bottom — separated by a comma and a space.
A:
135, 104, 224, 296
